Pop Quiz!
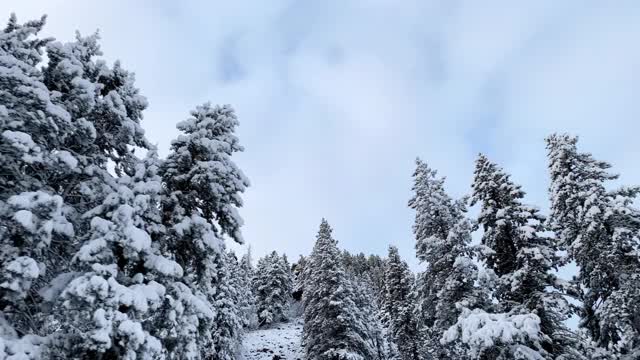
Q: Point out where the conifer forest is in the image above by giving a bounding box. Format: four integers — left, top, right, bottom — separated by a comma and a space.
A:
1, 9, 640, 360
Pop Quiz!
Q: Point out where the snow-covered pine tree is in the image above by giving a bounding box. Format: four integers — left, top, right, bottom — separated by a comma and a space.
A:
303, 219, 379, 360
254, 251, 292, 326
351, 275, 390, 360
241, 247, 254, 273
383, 246, 420, 360
470, 153, 584, 359
367, 254, 387, 302
436, 218, 506, 359
280, 253, 294, 303
162, 102, 249, 244
341, 252, 386, 304
408, 158, 479, 358
546, 134, 640, 357
51, 151, 182, 359
36, 24, 204, 358
228, 251, 258, 330
209, 252, 243, 360
292, 255, 307, 301
1, 15, 160, 359
0, 16, 75, 357
159, 103, 248, 359
0, 14, 62, 193
43, 30, 150, 178
341, 252, 389, 358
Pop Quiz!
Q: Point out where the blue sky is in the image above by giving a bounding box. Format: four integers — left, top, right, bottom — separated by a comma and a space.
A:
9, 1, 640, 268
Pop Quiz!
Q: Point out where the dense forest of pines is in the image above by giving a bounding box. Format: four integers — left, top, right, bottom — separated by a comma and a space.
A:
1, 14, 640, 360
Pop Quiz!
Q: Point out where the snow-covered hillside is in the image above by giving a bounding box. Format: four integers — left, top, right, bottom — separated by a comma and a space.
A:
240, 319, 304, 360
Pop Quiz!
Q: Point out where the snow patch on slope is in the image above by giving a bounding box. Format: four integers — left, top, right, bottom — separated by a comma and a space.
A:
240, 319, 304, 359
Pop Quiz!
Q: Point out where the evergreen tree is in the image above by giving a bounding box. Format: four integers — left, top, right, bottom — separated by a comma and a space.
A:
546, 134, 640, 356
209, 252, 243, 360
161, 103, 249, 245
52, 152, 181, 359
0, 14, 71, 197
280, 253, 294, 302
43, 30, 150, 177
341, 252, 386, 303
351, 276, 390, 360
303, 219, 378, 359
229, 251, 258, 330
254, 251, 291, 326
471, 154, 583, 359
408, 158, 477, 358
0, 16, 73, 355
0, 15, 159, 359
383, 246, 420, 360
292, 255, 307, 301
159, 103, 248, 358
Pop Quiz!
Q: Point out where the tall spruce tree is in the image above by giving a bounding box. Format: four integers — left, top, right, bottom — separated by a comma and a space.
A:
228, 251, 258, 330
209, 252, 243, 360
471, 154, 584, 359
254, 251, 292, 326
159, 103, 248, 358
351, 275, 390, 360
383, 246, 420, 360
292, 255, 307, 301
303, 219, 378, 359
280, 253, 294, 303
0, 15, 163, 359
408, 158, 479, 358
546, 134, 640, 357
40, 25, 176, 358
52, 152, 181, 359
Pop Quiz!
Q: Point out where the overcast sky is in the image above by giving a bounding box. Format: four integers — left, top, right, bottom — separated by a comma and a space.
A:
8, 1, 640, 268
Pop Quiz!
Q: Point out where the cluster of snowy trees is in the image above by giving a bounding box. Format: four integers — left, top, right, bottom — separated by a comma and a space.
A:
408, 138, 640, 359
298, 140, 640, 360
0, 15, 257, 359
301, 220, 389, 360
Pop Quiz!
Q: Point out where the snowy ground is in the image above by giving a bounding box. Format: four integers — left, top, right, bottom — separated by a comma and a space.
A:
240, 318, 304, 359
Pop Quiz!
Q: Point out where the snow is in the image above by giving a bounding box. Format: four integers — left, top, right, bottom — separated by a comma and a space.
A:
4, 257, 40, 280
240, 319, 304, 360
442, 307, 541, 356
53, 150, 79, 169
0, 315, 45, 360
38, 272, 79, 302
123, 225, 151, 252
2, 130, 39, 153
2, 130, 43, 163
7, 191, 74, 239
117, 320, 146, 348
144, 254, 184, 278
13, 210, 35, 231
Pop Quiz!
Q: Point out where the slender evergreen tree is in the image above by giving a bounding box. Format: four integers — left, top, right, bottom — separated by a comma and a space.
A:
471, 153, 584, 359
158, 103, 248, 358
228, 251, 258, 330
383, 246, 420, 360
254, 251, 292, 326
408, 158, 478, 358
546, 134, 640, 357
303, 219, 378, 359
